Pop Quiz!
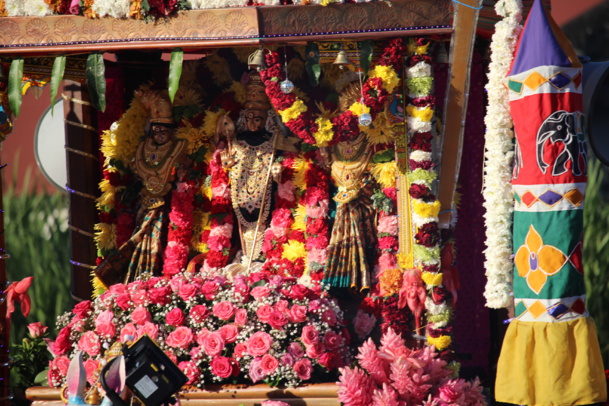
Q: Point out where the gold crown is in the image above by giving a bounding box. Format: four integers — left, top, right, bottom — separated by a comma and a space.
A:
244, 73, 271, 112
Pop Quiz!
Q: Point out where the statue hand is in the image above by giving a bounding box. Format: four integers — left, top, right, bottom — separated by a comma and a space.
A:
220, 149, 235, 168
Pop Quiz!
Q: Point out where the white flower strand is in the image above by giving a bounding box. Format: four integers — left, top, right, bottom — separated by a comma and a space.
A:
482, 0, 522, 309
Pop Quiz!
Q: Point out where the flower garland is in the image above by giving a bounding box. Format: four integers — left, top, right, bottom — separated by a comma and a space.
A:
482, 0, 522, 309
404, 37, 453, 351
260, 38, 404, 147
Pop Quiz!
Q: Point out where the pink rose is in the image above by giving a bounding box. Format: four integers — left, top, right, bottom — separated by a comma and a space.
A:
73, 300, 92, 317
166, 326, 194, 349
289, 284, 310, 300
249, 357, 266, 383
120, 323, 138, 343
138, 322, 159, 340
247, 332, 272, 357
52, 327, 72, 356
115, 292, 132, 310
274, 300, 289, 313
234, 343, 247, 359
267, 311, 288, 330
318, 352, 341, 370
353, 310, 377, 339
305, 342, 325, 359
189, 346, 203, 362
287, 342, 304, 359
195, 328, 211, 346
321, 308, 337, 327
200, 281, 219, 300
78, 331, 101, 357
83, 358, 100, 385
178, 361, 200, 385
377, 215, 398, 235
219, 324, 239, 343
130, 288, 149, 306
260, 354, 279, 375
178, 284, 199, 301
48, 356, 70, 387
256, 305, 274, 323
213, 301, 235, 320
109, 284, 127, 294
190, 305, 210, 323
27, 322, 48, 338
210, 356, 233, 379
95, 310, 116, 338
166, 308, 185, 327
301, 325, 319, 346
131, 306, 152, 326
234, 308, 248, 326
288, 305, 307, 323
308, 299, 322, 311
323, 331, 341, 351
148, 286, 171, 305
281, 353, 295, 367
250, 286, 271, 300
293, 358, 312, 380
202, 332, 225, 356
261, 401, 291, 406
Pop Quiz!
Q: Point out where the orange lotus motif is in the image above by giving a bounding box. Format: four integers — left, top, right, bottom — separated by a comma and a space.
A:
515, 225, 567, 294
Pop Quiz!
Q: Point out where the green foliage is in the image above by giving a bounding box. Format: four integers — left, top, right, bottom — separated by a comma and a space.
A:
86, 52, 106, 112
583, 157, 609, 366
3, 165, 71, 349
9, 327, 52, 389
8, 58, 24, 117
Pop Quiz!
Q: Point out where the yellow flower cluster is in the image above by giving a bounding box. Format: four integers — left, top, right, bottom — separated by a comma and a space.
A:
406, 105, 434, 122
99, 97, 148, 166
379, 268, 403, 296
407, 41, 431, 57
426, 335, 452, 351
370, 161, 397, 189
313, 117, 333, 147
421, 271, 443, 287
370, 65, 399, 94
190, 210, 210, 253
292, 204, 307, 232
282, 240, 307, 262
278, 99, 307, 123
94, 223, 116, 251
413, 200, 441, 218
365, 115, 395, 145
348, 102, 370, 117
292, 156, 310, 191
175, 124, 208, 155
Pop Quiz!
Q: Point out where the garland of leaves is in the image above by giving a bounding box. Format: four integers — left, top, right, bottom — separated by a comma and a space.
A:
260, 38, 404, 147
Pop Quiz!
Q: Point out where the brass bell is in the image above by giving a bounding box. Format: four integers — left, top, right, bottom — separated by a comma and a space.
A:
333, 48, 352, 69
248, 48, 266, 72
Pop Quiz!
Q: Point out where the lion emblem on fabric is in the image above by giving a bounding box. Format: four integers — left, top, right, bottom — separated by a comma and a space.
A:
536, 110, 586, 177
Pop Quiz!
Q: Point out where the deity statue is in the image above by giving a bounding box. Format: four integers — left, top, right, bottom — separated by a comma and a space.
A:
95, 90, 187, 286
216, 73, 284, 273
323, 81, 378, 295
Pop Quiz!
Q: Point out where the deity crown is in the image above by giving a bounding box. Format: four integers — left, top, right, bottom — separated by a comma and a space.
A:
243, 73, 271, 112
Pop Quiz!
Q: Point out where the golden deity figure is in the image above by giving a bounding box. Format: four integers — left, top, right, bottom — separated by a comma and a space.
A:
95, 90, 187, 287
323, 81, 378, 295
217, 72, 284, 273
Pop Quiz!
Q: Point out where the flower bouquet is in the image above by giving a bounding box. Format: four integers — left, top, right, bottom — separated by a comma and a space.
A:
337, 328, 486, 406
49, 271, 351, 389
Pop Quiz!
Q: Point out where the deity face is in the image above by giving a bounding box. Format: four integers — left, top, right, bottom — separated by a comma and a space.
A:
150, 124, 174, 145
244, 109, 267, 132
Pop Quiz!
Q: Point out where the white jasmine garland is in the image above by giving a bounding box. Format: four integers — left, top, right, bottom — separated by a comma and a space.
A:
92, 0, 130, 18
22, 0, 52, 16
407, 117, 432, 133
406, 62, 432, 78
409, 150, 433, 162
482, 0, 522, 309
6, 0, 24, 16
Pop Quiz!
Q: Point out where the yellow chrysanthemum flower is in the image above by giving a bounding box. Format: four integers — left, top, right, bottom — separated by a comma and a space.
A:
176, 123, 207, 155
365, 115, 395, 145
421, 271, 443, 286
397, 251, 414, 270
348, 102, 370, 117
406, 105, 434, 122
292, 204, 307, 232
370, 65, 399, 94
413, 200, 441, 218
379, 268, 403, 296
282, 240, 307, 261
91, 275, 107, 298
313, 117, 334, 147
292, 157, 310, 190
278, 99, 307, 123
427, 334, 452, 351
94, 222, 117, 251
370, 161, 397, 189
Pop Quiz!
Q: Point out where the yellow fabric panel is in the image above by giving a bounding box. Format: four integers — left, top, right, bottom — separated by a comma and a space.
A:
495, 318, 607, 406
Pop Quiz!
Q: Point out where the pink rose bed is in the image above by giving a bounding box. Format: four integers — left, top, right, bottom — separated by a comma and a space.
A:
49, 271, 350, 388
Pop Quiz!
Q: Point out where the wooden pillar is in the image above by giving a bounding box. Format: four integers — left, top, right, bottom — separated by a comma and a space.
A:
62, 81, 100, 302
438, 0, 483, 228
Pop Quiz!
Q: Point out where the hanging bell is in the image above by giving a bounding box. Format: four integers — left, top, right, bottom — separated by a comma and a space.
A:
333, 48, 352, 70
248, 48, 266, 72
359, 113, 372, 127
280, 79, 294, 94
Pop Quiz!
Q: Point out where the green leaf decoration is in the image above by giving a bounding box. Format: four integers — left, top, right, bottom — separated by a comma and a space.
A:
360, 40, 374, 76
8, 58, 24, 118
86, 52, 106, 112
305, 42, 320, 87
168, 48, 184, 104
372, 148, 395, 164
50, 55, 66, 115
